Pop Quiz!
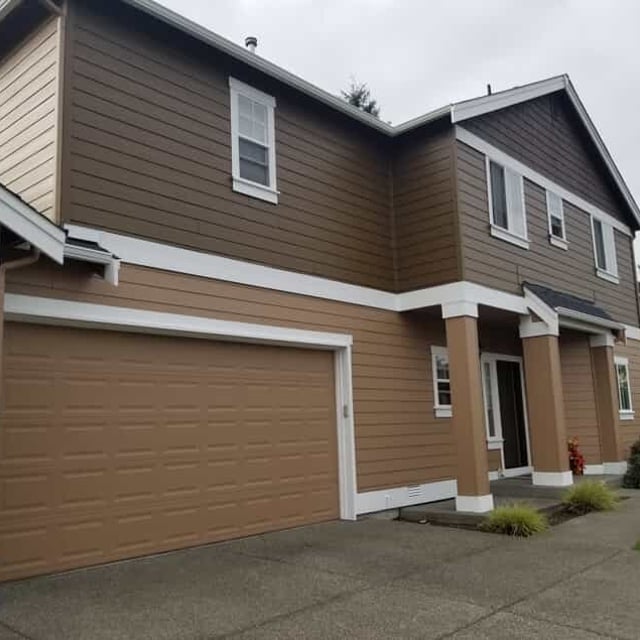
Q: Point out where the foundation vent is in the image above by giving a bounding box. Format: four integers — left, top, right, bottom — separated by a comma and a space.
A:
407, 484, 422, 499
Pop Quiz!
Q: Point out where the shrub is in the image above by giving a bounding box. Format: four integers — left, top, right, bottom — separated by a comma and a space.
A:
622, 437, 640, 489
633, 539, 640, 552
481, 504, 549, 537
562, 480, 620, 514
568, 437, 585, 475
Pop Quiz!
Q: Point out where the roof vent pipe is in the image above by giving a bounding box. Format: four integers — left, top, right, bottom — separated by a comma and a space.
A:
245, 36, 258, 53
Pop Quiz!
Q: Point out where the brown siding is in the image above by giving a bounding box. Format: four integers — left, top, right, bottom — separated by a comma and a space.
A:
0, 16, 60, 221
393, 123, 460, 291
456, 141, 639, 326
7, 260, 456, 493
462, 92, 630, 222
61, 1, 395, 290
559, 331, 601, 464
614, 339, 640, 455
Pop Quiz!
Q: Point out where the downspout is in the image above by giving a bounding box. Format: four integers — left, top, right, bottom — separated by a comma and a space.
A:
0, 248, 41, 402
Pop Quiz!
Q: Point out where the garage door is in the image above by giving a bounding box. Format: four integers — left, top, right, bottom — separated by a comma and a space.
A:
0, 323, 339, 581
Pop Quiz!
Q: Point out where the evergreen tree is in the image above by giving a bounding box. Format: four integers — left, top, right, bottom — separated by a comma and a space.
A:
341, 79, 380, 118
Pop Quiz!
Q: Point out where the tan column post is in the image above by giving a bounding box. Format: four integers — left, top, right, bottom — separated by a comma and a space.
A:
443, 302, 493, 513
590, 333, 626, 474
521, 329, 572, 487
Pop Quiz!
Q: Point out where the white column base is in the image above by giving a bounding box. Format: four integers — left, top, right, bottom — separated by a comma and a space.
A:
602, 461, 628, 475
532, 470, 573, 487
584, 464, 605, 475
455, 494, 494, 513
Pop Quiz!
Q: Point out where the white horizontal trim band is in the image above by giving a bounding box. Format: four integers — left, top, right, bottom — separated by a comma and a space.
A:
455, 126, 633, 237
4, 294, 353, 349
64, 226, 529, 315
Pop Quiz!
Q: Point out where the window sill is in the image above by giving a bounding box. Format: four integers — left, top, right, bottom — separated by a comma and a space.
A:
233, 176, 279, 204
434, 406, 452, 418
487, 439, 503, 450
596, 268, 619, 285
619, 411, 635, 421
490, 225, 530, 250
549, 235, 569, 250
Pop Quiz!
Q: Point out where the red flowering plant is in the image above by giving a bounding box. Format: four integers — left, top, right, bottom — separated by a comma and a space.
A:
568, 437, 585, 476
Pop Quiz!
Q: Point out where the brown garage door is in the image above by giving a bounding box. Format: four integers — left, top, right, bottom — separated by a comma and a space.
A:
0, 323, 339, 581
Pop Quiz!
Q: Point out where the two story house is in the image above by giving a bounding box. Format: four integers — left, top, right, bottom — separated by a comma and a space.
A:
1, 0, 639, 582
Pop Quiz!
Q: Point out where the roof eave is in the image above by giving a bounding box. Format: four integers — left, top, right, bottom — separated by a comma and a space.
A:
0, 186, 66, 264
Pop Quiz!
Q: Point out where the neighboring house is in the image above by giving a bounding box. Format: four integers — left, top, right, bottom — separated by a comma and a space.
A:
0, 0, 639, 582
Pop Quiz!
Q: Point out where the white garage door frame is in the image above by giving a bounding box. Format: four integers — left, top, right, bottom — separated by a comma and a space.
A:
3, 294, 358, 521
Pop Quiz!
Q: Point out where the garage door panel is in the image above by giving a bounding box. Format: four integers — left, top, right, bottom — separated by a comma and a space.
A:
1, 323, 339, 581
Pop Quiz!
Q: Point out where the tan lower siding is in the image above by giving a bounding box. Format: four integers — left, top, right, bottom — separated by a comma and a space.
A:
7, 261, 456, 492
614, 339, 640, 455
559, 331, 602, 464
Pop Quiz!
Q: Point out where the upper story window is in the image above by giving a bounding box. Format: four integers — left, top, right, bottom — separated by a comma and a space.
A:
614, 356, 634, 419
486, 159, 529, 250
431, 346, 452, 418
229, 77, 278, 204
591, 217, 618, 283
546, 190, 568, 250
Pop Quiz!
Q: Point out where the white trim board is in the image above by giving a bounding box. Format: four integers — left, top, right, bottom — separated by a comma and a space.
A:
455, 126, 633, 237
452, 76, 566, 124
623, 324, 640, 341
4, 293, 358, 520
356, 479, 456, 514
64, 225, 528, 315
4, 294, 352, 349
0, 185, 66, 264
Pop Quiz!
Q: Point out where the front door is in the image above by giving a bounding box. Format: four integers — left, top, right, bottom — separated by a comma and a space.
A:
481, 355, 530, 472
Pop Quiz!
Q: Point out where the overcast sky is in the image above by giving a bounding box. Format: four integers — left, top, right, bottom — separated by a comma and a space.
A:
157, 0, 640, 248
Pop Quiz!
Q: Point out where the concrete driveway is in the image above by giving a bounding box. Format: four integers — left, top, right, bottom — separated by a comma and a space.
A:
1, 492, 639, 640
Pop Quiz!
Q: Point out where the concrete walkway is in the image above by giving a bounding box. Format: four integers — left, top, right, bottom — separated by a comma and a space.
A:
1, 491, 639, 639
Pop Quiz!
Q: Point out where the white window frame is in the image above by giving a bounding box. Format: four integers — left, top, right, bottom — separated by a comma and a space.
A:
485, 157, 529, 250
590, 216, 619, 284
546, 190, 568, 250
431, 346, 452, 418
614, 355, 634, 420
229, 77, 278, 204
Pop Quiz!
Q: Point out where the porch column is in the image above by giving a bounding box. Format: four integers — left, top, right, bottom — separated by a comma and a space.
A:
590, 334, 626, 474
443, 302, 493, 513
521, 331, 572, 486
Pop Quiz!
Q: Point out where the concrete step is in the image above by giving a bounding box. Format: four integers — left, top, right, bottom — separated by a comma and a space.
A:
399, 496, 564, 530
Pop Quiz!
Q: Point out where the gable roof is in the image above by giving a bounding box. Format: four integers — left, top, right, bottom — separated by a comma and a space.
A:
523, 282, 613, 322
1, 0, 637, 225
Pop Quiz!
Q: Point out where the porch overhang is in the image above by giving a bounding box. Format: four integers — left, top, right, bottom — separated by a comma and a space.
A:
521, 282, 624, 341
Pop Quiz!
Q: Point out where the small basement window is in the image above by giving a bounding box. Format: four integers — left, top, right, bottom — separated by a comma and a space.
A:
431, 346, 451, 418
486, 159, 529, 249
615, 356, 634, 419
591, 217, 618, 283
546, 190, 568, 249
229, 77, 278, 204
